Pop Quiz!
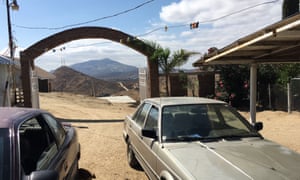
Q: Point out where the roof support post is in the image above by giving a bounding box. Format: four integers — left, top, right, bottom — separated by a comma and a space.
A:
250, 63, 257, 124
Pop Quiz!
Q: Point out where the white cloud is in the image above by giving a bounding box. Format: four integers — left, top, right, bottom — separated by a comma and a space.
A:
21, 0, 284, 71
158, 0, 282, 59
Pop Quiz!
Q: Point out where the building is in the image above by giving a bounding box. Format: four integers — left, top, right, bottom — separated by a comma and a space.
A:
0, 55, 14, 106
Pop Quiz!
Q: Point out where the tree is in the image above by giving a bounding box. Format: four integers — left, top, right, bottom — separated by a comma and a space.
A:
214, 64, 250, 107
147, 41, 197, 96
276, 64, 300, 84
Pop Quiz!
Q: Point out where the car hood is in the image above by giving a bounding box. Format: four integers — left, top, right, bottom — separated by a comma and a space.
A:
165, 138, 300, 180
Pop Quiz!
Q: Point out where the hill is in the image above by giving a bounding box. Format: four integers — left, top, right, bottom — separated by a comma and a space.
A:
51, 66, 123, 96
70, 58, 138, 81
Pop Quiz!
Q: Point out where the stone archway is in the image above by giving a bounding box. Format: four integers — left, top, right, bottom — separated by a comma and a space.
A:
20, 26, 159, 107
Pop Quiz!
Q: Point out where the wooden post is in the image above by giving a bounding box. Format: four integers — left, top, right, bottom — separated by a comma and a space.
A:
20, 52, 32, 107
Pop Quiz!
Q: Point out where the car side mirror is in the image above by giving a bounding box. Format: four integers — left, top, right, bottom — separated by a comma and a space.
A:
29, 170, 59, 180
254, 122, 263, 131
142, 129, 157, 139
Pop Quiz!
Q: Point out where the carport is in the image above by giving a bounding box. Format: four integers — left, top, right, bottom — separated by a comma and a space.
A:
193, 13, 300, 124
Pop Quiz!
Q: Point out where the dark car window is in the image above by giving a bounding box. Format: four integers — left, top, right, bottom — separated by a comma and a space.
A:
144, 106, 158, 130
42, 113, 66, 147
162, 104, 258, 142
19, 117, 58, 175
132, 103, 151, 127
0, 128, 10, 180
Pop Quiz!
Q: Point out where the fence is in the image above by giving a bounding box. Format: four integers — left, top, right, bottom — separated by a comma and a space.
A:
269, 78, 300, 112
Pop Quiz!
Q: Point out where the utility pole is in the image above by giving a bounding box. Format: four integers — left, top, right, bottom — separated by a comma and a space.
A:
5, 0, 19, 106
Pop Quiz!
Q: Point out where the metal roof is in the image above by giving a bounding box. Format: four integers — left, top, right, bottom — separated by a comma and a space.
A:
193, 13, 300, 66
0, 55, 14, 65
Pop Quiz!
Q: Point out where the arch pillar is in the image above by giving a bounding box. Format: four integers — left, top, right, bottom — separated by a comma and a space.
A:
20, 51, 34, 107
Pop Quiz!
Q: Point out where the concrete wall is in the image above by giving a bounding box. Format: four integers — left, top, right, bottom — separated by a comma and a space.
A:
0, 65, 10, 106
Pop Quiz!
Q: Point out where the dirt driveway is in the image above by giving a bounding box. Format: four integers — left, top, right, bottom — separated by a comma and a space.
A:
39, 92, 300, 180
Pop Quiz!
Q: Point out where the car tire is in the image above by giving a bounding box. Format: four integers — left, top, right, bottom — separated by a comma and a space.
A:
127, 142, 140, 169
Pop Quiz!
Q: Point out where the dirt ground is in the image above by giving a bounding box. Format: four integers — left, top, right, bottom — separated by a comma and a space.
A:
39, 92, 300, 180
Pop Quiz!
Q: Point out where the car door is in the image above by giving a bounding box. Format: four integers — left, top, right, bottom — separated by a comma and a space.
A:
140, 105, 160, 178
18, 115, 63, 178
41, 113, 70, 179
128, 102, 151, 165
18, 113, 70, 180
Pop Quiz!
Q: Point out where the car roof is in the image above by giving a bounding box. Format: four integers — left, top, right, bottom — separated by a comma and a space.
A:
143, 97, 226, 107
0, 107, 44, 128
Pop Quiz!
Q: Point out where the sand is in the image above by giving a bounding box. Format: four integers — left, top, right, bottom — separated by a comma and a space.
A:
39, 92, 300, 180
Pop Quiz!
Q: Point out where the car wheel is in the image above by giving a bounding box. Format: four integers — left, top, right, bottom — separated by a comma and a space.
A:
127, 142, 140, 169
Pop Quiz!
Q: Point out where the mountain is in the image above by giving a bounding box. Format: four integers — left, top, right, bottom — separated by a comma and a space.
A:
51, 66, 123, 96
70, 58, 138, 80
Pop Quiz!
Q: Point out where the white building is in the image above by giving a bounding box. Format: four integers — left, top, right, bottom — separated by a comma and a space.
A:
0, 55, 14, 106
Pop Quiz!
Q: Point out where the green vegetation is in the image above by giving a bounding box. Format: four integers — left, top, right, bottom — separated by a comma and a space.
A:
146, 41, 197, 96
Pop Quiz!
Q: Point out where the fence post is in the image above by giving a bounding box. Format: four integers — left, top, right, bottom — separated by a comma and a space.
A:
287, 82, 291, 114
268, 83, 272, 110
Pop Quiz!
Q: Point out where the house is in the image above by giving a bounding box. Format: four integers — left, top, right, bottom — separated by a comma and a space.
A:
0, 55, 55, 107
0, 55, 14, 106
35, 66, 56, 92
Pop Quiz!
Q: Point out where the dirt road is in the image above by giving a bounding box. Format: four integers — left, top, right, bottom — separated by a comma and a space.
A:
40, 93, 147, 180
39, 92, 300, 180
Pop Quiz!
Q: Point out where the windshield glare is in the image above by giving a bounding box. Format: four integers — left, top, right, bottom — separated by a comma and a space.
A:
162, 104, 258, 142
0, 128, 10, 180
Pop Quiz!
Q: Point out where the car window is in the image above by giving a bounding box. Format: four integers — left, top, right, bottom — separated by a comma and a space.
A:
144, 106, 158, 130
217, 106, 250, 131
162, 104, 257, 142
132, 103, 151, 127
42, 113, 66, 147
0, 129, 10, 180
19, 117, 58, 175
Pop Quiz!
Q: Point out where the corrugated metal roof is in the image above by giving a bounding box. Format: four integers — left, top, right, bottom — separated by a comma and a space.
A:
193, 13, 300, 66
0, 55, 14, 65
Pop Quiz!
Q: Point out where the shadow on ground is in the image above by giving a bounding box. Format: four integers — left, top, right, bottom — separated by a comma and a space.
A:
76, 168, 96, 180
57, 118, 124, 124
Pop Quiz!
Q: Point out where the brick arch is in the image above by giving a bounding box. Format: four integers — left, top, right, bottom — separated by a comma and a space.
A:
20, 26, 159, 107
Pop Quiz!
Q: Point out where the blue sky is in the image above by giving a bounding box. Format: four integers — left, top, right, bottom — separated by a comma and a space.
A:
0, 0, 283, 71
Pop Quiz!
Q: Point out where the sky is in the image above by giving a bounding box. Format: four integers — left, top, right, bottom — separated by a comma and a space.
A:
0, 0, 283, 71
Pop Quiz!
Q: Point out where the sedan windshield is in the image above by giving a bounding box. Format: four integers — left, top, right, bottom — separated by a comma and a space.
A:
0, 128, 10, 180
161, 104, 260, 142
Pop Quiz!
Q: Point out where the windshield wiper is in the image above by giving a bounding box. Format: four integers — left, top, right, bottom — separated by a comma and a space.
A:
214, 133, 261, 140
169, 135, 220, 142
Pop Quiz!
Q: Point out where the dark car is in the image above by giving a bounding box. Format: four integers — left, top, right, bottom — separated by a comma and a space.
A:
123, 97, 300, 180
0, 107, 80, 180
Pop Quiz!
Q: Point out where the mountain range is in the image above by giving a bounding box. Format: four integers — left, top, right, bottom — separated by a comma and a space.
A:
51, 66, 124, 97
70, 58, 138, 80
50, 59, 140, 97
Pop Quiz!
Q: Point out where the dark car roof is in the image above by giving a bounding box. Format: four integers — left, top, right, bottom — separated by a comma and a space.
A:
0, 107, 45, 128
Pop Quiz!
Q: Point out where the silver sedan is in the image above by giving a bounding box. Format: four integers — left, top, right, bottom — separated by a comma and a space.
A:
123, 97, 300, 180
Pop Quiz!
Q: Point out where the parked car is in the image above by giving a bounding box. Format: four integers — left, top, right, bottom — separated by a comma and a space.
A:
123, 97, 300, 180
0, 107, 80, 180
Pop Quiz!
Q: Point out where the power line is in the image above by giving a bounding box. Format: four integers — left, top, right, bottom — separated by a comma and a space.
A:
13, 0, 156, 30
137, 0, 280, 37
14, 0, 280, 40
